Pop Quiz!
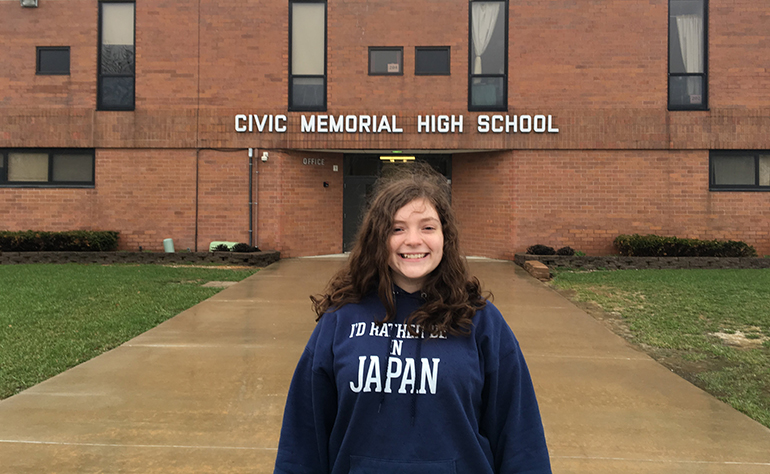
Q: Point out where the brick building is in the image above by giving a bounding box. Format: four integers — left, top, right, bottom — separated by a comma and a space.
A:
1, 0, 769, 258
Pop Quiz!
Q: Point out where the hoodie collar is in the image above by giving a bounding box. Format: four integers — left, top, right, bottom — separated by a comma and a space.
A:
392, 284, 427, 302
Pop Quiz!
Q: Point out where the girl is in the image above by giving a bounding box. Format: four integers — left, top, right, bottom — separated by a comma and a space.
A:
274, 163, 551, 474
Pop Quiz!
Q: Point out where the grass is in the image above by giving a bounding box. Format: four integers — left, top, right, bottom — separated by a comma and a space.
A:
551, 268, 770, 428
0, 264, 258, 400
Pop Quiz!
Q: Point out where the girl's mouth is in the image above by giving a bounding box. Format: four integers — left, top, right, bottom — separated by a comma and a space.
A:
400, 253, 427, 259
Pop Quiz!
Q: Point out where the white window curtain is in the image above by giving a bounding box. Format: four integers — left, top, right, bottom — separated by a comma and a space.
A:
102, 3, 135, 47
676, 14, 703, 95
471, 2, 501, 75
292, 3, 325, 76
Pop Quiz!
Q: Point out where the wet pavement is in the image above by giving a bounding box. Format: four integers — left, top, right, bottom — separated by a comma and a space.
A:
0, 257, 769, 473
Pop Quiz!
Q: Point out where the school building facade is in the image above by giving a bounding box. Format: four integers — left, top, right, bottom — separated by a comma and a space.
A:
2, 0, 769, 258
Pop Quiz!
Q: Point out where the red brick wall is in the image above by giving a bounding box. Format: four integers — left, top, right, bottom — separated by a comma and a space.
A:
94, 149, 197, 252
0, 187, 97, 233
454, 150, 770, 258
256, 150, 343, 257
453, 152, 514, 260
711, 1, 770, 108
510, 1, 667, 109
195, 150, 251, 251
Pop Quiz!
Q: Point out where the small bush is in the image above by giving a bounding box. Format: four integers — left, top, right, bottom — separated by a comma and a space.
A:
213, 244, 231, 252
232, 243, 257, 253
614, 234, 757, 258
556, 246, 576, 256
0, 230, 119, 252
526, 244, 556, 255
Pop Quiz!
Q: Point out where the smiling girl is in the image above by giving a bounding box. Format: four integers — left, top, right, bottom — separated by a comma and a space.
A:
274, 163, 551, 474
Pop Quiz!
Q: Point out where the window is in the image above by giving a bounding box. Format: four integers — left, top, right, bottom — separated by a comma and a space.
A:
415, 47, 450, 75
37, 47, 70, 75
98, 1, 135, 111
469, 0, 507, 111
710, 151, 770, 191
290, 0, 326, 111
669, 0, 707, 110
0, 150, 95, 187
369, 47, 403, 75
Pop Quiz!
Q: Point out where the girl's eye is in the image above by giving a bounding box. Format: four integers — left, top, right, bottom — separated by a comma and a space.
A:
392, 227, 404, 233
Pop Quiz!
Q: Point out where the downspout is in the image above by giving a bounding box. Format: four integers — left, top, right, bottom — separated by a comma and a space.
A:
255, 150, 259, 247
249, 148, 254, 247
253, 148, 260, 248
194, 0, 201, 252
195, 148, 200, 252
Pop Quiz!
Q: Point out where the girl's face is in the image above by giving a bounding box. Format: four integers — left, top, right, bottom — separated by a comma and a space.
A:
387, 198, 444, 293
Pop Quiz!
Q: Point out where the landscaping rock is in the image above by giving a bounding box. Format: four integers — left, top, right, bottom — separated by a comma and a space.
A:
523, 260, 552, 281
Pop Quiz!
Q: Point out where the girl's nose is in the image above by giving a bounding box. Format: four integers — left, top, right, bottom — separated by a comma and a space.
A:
403, 227, 421, 245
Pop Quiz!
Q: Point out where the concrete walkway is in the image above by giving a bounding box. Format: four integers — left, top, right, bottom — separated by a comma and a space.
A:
1, 257, 769, 473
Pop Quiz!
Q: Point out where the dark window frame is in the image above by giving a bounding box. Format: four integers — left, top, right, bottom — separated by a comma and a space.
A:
0, 149, 96, 188
368, 47, 404, 76
415, 46, 451, 76
289, 0, 327, 112
36, 46, 70, 75
468, 0, 508, 112
709, 151, 770, 192
97, 1, 136, 111
668, 0, 708, 111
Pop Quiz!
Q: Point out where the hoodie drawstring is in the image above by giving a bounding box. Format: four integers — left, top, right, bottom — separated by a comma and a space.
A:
411, 335, 423, 426
379, 326, 397, 413
379, 288, 399, 413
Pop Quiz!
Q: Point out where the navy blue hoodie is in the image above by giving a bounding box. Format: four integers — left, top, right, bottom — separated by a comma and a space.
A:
274, 288, 551, 474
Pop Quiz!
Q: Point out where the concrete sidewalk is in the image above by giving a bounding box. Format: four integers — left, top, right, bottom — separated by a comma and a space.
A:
0, 257, 769, 473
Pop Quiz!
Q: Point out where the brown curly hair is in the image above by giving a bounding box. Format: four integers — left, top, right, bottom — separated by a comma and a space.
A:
311, 162, 489, 336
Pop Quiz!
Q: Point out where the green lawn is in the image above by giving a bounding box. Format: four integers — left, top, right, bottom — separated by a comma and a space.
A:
552, 268, 770, 428
0, 264, 257, 399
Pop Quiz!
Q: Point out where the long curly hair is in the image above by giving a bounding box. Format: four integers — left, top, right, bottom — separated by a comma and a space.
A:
311, 162, 489, 336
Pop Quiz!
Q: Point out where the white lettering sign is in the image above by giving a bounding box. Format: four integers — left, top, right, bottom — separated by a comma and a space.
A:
418, 115, 463, 134
477, 115, 559, 134
234, 114, 559, 134
302, 158, 325, 166
235, 114, 287, 133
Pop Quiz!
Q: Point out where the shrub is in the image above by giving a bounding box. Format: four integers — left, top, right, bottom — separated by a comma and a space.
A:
556, 246, 576, 256
614, 234, 757, 258
213, 244, 231, 252
232, 243, 256, 253
0, 230, 119, 252
526, 244, 556, 255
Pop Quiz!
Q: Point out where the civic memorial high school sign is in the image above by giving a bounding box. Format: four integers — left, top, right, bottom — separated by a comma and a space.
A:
234, 114, 559, 135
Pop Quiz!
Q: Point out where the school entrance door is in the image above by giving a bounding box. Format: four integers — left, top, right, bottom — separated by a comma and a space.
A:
342, 154, 452, 252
